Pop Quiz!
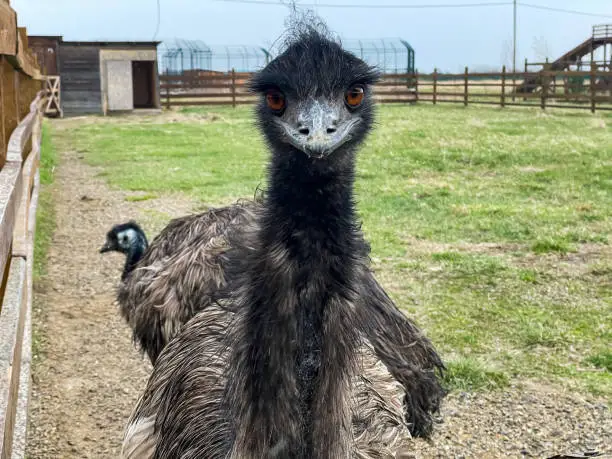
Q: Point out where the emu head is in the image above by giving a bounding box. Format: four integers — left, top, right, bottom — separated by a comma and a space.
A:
100, 221, 147, 255
250, 28, 380, 162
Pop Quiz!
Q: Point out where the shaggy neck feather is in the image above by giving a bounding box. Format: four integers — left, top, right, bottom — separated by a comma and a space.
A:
231, 148, 362, 458
122, 239, 147, 281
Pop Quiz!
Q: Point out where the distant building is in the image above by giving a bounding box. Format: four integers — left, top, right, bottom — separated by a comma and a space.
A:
28, 36, 161, 116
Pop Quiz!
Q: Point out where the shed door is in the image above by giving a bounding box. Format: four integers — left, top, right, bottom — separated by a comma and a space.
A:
106, 60, 134, 111
132, 61, 155, 108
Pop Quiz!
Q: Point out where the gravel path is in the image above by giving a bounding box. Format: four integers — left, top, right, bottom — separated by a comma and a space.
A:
26, 145, 194, 458
26, 129, 611, 458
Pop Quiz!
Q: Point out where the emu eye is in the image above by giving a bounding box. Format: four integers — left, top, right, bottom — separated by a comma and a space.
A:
266, 90, 286, 114
345, 85, 365, 108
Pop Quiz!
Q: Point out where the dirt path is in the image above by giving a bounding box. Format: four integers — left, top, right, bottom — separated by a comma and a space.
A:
26, 141, 195, 458
26, 123, 610, 458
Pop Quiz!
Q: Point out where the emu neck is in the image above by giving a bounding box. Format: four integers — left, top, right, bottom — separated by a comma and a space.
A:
122, 242, 146, 281
266, 154, 357, 243
236, 151, 361, 458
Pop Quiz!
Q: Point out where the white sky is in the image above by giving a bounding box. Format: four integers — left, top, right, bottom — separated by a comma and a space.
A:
12, 0, 612, 72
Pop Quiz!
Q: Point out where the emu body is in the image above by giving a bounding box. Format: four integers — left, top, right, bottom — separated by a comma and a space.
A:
119, 24, 444, 458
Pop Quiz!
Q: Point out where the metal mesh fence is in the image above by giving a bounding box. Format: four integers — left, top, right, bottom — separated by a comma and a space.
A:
159, 38, 415, 75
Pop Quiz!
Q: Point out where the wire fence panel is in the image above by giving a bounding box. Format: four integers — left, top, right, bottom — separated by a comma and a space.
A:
342, 39, 415, 75
159, 38, 415, 75
159, 39, 270, 75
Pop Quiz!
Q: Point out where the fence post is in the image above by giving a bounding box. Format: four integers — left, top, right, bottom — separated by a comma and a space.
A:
231, 68, 236, 109
433, 68, 438, 105
0, 57, 5, 168
415, 69, 419, 102
14, 71, 21, 125
541, 69, 547, 110
464, 66, 468, 106
165, 78, 171, 110
590, 64, 596, 113
501, 65, 506, 108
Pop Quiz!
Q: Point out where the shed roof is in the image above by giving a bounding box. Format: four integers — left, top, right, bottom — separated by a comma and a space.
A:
61, 41, 161, 47
27, 36, 160, 48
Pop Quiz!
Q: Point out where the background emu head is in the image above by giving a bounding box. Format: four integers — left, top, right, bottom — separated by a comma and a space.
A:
250, 28, 380, 163
100, 221, 146, 255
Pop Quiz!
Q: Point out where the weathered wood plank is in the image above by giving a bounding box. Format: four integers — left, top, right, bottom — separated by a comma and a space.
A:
6, 92, 40, 163
0, 257, 27, 459
59, 45, 102, 114
12, 152, 37, 258
0, 2, 16, 56
11, 170, 37, 459
13, 28, 39, 79
9, 298, 29, 459
0, 163, 22, 279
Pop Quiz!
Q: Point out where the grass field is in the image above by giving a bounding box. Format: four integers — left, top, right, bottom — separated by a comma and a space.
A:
54, 104, 612, 398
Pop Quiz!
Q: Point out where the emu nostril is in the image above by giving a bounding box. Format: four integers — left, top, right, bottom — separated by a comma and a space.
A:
298, 127, 310, 136
326, 127, 337, 134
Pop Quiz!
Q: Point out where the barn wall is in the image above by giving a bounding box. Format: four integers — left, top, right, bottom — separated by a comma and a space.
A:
58, 45, 102, 115
27, 36, 61, 75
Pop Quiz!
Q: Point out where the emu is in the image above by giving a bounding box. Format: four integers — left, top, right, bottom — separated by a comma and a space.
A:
100, 221, 149, 281
122, 26, 443, 457
100, 203, 254, 364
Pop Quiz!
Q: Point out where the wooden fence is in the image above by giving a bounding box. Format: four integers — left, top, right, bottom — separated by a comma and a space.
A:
161, 67, 612, 112
418, 67, 612, 112
160, 71, 417, 107
0, 1, 45, 458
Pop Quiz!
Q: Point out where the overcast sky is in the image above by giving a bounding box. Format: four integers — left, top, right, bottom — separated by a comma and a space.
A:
12, 0, 612, 72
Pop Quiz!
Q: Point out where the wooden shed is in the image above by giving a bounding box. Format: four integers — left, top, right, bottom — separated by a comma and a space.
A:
28, 37, 161, 116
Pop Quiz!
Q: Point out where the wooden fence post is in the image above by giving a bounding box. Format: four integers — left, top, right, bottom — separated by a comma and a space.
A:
541, 70, 547, 110
501, 65, 506, 108
415, 70, 419, 102
165, 79, 171, 110
464, 66, 468, 106
432, 68, 438, 105
14, 71, 20, 125
231, 68, 236, 109
0, 57, 6, 169
590, 65, 596, 113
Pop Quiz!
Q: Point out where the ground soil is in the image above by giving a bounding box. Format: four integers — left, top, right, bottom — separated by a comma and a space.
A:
26, 122, 610, 458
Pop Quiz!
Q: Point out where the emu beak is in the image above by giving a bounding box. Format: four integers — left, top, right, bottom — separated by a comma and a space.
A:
99, 241, 113, 253
282, 100, 356, 159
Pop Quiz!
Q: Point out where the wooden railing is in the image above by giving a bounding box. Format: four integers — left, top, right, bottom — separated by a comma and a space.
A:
0, 1, 44, 457
417, 68, 612, 112
593, 24, 612, 40
160, 71, 417, 108
161, 67, 612, 112
0, 91, 43, 459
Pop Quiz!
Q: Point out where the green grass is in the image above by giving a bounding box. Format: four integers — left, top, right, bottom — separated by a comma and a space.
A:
34, 122, 58, 279
50, 104, 612, 397
443, 358, 509, 391
531, 238, 573, 254
586, 351, 612, 372
31, 122, 58, 363
125, 193, 158, 202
